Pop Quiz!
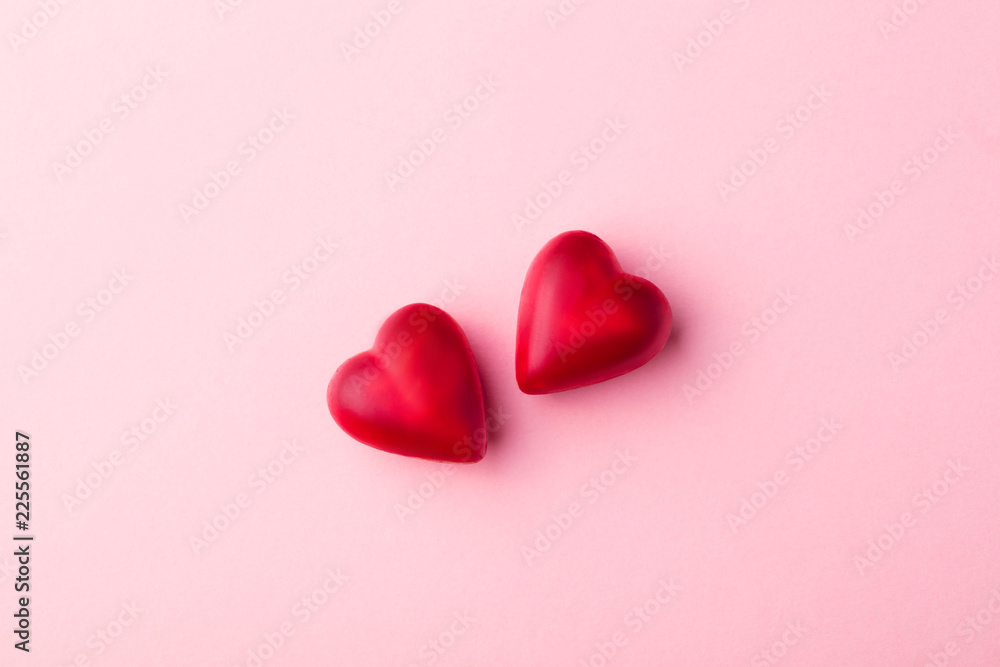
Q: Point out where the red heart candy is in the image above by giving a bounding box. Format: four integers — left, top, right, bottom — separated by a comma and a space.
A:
516, 230, 673, 394
327, 303, 487, 463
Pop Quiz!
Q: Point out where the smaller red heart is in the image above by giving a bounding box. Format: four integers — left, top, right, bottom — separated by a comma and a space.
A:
327, 303, 487, 463
516, 230, 673, 394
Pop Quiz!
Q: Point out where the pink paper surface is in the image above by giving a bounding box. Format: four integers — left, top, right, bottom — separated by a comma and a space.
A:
3, 1, 1000, 665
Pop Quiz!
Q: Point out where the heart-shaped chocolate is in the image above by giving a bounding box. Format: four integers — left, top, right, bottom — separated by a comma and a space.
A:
328, 303, 487, 462
516, 230, 672, 394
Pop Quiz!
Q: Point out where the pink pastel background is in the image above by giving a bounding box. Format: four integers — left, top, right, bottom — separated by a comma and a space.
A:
3, 0, 1000, 665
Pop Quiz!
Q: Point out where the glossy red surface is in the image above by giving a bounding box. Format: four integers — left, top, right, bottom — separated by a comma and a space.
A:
327, 303, 487, 462
516, 230, 673, 394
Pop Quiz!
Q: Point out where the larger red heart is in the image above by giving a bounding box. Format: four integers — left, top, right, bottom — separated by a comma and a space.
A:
327, 303, 487, 463
516, 230, 673, 394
